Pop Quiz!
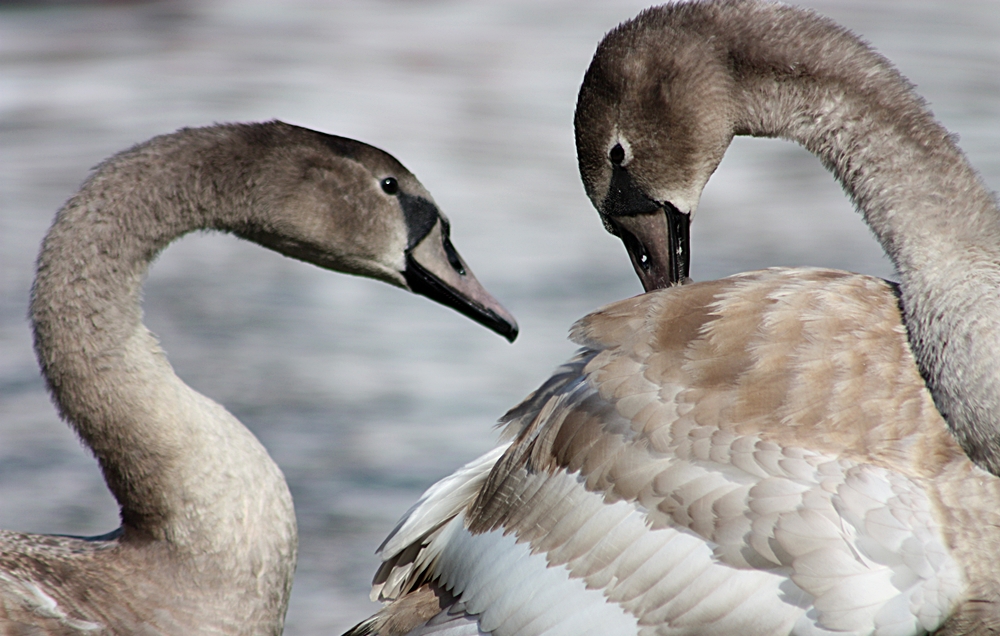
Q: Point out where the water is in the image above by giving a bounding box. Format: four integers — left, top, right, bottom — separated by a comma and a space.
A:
0, 0, 997, 632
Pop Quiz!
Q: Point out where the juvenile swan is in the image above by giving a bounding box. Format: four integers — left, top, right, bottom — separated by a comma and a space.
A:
351, 2, 1000, 634
2, 121, 517, 634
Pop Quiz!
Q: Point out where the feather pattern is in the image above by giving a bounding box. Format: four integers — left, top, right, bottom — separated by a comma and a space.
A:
364, 270, 986, 636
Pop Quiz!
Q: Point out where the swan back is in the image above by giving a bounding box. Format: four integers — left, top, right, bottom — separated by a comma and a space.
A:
366, 270, 1000, 635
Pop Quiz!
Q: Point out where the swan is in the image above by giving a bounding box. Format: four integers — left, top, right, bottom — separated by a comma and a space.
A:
349, 1, 1000, 634
0, 120, 517, 634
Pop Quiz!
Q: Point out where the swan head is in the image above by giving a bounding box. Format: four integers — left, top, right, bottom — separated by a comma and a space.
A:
232, 122, 518, 341
575, 7, 735, 291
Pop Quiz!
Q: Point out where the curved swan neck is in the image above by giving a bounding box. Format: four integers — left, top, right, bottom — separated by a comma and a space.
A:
30, 124, 297, 541
718, 4, 994, 271
592, 0, 1000, 475
618, 1, 1000, 473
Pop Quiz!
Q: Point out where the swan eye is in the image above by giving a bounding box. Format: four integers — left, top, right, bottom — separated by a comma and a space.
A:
381, 177, 399, 195
609, 143, 625, 165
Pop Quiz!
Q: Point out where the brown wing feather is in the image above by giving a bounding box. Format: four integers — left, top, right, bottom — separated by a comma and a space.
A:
465, 269, 969, 578
370, 269, 994, 634
494, 269, 959, 494
0, 530, 244, 635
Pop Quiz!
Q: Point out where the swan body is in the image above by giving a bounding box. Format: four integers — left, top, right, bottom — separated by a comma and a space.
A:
2, 120, 516, 635
351, 1, 1000, 634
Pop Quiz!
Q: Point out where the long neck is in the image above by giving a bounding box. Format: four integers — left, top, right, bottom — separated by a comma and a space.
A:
30, 127, 296, 566
716, 3, 1000, 474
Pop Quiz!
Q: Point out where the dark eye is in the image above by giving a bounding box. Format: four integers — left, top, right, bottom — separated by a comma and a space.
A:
609, 143, 625, 165
381, 177, 399, 195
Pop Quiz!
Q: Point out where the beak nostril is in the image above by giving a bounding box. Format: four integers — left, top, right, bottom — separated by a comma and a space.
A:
443, 236, 466, 276
637, 246, 651, 271
439, 219, 466, 276
614, 220, 651, 272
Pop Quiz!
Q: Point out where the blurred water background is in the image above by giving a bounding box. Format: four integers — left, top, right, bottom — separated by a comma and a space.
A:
0, 0, 997, 632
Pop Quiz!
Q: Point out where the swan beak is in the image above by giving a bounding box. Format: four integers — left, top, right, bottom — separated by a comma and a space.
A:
608, 204, 690, 292
600, 162, 690, 291
404, 219, 519, 342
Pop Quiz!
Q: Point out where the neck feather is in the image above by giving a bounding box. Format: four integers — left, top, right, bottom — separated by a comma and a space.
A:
713, 2, 1000, 474
30, 126, 296, 554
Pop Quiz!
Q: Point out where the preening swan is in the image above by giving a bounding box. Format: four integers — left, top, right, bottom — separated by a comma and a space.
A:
1, 120, 516, 634
351, 1, 1000, 634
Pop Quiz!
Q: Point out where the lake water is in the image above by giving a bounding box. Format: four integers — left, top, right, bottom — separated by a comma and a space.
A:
1, 0, 997, 632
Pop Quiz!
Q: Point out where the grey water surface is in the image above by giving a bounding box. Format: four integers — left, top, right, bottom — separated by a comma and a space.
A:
1, 1, 998, 633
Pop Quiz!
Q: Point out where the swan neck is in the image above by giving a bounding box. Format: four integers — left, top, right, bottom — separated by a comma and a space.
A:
727, 25, 985, 269
716, 4, 1000, 474
30, 127, 296, 549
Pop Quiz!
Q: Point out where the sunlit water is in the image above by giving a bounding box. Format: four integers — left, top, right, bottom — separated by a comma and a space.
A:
0, 0, 997, 632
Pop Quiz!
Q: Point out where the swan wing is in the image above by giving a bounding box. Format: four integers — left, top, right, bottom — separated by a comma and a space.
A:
368, 269, 965, 636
